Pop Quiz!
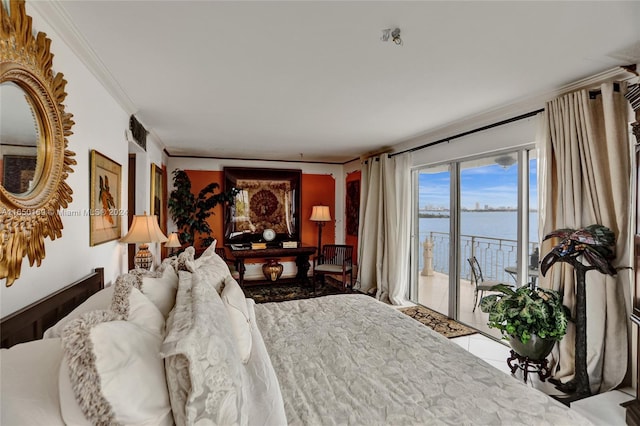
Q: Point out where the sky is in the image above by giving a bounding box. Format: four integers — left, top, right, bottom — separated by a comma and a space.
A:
418, 159, 538, 210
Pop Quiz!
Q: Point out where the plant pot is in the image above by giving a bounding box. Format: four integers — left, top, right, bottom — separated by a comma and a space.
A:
508, 334, 555, 361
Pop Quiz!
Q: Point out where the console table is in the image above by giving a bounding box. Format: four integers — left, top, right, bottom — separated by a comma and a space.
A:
229, 246, 317, 286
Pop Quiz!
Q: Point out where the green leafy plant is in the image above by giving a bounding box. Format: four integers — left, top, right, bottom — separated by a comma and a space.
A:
168, 169, 239, 248
479, 284, 569, 344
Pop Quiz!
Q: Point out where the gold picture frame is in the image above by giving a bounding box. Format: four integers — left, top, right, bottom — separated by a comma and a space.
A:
90, 150, 122, 246
150, 163, 165, 233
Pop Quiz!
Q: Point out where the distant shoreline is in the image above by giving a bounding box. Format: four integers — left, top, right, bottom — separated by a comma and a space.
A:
420, 209, 538, 214
419, 213, 450, 218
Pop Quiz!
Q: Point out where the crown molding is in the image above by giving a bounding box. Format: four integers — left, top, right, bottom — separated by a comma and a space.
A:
28, 1, 166, 151
29, 1, 137, 114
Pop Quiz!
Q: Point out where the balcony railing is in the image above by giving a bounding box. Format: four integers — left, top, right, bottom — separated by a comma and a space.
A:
420, 231, 538, 283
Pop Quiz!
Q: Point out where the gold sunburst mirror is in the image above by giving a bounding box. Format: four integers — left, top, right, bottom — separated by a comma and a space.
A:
0, 0, 76, 286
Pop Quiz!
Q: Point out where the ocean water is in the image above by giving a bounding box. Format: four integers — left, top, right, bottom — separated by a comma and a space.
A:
418, 211, 539, 279
418, 211, 539, 243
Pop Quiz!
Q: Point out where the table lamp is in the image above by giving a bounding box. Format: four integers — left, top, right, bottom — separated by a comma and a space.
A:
165, 232, 182, 256
121, 212, 168, 270
310, 205, 331, 255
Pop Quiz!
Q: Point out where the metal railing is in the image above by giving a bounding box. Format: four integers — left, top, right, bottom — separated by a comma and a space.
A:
421, 231, 538, 283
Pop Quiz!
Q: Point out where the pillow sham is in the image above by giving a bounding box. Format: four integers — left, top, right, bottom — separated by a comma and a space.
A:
161, 269, 246, 426
1, 338, 66, 426
221, 275, 252, 363
191, 240, 231, 293
111, 273, 165, 337
42, 285, 114, 339
59, 310, 172, 426
129, 265, 179, 318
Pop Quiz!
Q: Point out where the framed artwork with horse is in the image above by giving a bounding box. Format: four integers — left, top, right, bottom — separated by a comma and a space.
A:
89, 150, 122, 246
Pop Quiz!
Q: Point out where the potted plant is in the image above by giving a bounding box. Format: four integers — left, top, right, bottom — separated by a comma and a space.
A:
480, 284, 570, 360
168, 169, 239, 249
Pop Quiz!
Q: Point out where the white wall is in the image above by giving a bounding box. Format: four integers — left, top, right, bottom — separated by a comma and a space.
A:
0, 5, 162, 316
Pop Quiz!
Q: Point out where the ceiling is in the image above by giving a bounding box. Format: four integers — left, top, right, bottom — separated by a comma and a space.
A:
39, 1, 640, 163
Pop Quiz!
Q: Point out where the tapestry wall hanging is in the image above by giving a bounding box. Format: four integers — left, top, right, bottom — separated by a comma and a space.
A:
224, 167, 301, 244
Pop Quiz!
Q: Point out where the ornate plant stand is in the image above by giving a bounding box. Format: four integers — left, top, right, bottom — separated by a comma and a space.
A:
507, 350, 552, 384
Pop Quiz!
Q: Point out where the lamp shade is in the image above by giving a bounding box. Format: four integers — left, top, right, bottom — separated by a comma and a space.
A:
310, 205, 331, 222
165, 232, 181, 248
121, 213, 168, 244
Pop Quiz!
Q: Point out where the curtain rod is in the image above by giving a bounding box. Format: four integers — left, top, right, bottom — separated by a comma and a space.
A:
389, 109, 544, 158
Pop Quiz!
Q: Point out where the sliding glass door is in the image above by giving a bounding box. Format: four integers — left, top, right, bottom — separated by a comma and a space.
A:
458, 154, 518, 337
416, 164, 451, 316
412, 148, 537, 339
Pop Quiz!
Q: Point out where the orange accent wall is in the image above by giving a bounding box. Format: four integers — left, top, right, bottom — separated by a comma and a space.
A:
183, 170, 225, 248
345, 170, 361, 262
182, 170, 336, 256
301, 174, 336, 249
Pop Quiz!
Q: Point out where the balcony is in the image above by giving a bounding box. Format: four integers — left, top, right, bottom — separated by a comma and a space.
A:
416, 231, 538, 339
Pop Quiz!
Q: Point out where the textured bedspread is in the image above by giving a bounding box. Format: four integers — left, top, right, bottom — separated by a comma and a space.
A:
254, 294, 591, 426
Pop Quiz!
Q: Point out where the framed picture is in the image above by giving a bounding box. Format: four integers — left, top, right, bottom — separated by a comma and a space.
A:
150, 163, 165, 233
346, 179, 360, 236
90, 150, 122, 246
3, 155, 37, 194
223, 167, 301, 245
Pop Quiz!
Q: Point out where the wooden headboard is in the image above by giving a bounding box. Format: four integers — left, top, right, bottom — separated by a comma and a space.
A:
0, 267, 105, 348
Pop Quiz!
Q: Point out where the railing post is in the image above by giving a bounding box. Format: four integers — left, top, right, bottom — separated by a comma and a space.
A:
470, 236, 476, 261
421, 235, 434, 276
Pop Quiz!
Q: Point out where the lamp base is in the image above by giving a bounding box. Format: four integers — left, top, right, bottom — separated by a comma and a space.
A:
134, 243, 153, 270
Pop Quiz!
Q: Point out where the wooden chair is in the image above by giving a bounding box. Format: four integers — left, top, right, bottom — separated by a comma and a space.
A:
314, 245, 354, 290
467, 256, 512, 312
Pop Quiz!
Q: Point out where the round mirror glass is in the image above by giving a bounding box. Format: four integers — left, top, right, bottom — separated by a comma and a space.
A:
0, 81, 43, 196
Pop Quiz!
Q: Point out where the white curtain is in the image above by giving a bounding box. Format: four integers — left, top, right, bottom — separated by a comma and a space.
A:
539, 81, 633, 393
357, 153, 412, 305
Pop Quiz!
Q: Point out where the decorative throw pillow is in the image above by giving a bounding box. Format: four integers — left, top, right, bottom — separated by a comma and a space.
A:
111, 273, 165, 337
161, 269, 246, 426
59, 311, 172, 426
42, 285, 115, 339
221, 275, 252, 363
161, 270, 193, 425
128, 265, 179, 318
191, 240, 231, 293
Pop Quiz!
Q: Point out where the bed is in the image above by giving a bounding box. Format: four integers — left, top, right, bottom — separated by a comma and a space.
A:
0, 247, 591, 425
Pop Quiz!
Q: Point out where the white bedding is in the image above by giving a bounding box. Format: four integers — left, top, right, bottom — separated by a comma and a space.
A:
255, 294, 591, 426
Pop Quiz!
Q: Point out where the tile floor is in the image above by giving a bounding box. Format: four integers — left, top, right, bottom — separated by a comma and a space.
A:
451, 333, 635, 425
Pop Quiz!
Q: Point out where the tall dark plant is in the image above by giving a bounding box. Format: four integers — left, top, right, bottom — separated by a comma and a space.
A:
168, 169, 239, 248
540, 224, 617, 402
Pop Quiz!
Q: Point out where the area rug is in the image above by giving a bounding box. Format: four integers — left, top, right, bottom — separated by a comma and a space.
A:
399, 305, 478, 338
243, 277, 350, 304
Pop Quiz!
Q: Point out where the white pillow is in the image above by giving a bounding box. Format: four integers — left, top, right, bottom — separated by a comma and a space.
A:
192, 240, 231, 293
161, 269, 246, 426
43, 286, 114, 339
60, 312, 172, 426
0, 338, 66, 426
140, 265, 179, 318
221, 275, 252, 363
111, 273, 166, 337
